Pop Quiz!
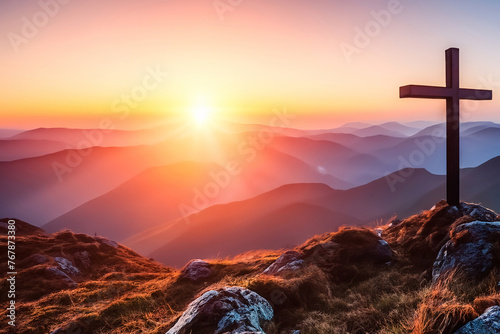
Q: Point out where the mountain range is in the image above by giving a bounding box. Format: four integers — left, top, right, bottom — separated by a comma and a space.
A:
1, 120, 500, 267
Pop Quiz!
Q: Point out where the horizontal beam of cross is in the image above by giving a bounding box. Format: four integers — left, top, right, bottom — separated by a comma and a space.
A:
400, 85, 493, 100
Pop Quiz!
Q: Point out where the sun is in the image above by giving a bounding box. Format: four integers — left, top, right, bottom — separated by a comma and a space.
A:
191, 102, 213, 126
193, 105, 210, 124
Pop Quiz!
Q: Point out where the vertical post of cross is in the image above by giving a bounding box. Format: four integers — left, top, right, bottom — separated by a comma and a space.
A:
446, 48, 460, 206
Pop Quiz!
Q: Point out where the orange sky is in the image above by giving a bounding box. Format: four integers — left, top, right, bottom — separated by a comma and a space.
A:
1, 0, 500, 129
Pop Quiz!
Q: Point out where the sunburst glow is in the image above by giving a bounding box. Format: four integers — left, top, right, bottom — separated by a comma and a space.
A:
191, 99, 214, 126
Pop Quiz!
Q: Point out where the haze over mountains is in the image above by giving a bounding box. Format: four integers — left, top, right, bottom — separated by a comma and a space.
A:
2, 120, 500, 267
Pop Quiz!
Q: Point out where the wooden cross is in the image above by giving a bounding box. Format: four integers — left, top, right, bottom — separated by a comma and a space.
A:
399, 48, 492, 206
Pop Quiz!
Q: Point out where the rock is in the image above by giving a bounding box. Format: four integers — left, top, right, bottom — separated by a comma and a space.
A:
375, 239, 393, 262
95, 236, 118, 248
74, 251, 91, 270
166, 287, 273, 334
459, 203, 497, 222
454, 306, 500, 334
46, 267, 77, 287
180, 259, 212, 281
433, 221, 500, 282
55, 257, 80, 276
263, 251, 303, 276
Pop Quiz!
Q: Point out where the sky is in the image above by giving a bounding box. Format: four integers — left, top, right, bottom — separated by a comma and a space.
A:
1, 0, 500, 129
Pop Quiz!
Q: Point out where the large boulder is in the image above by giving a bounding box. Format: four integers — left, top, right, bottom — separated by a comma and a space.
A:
263, 251, 303, 276
458, 203, 497, 222
454, 306, 500, 334
433, 221, 500, 282
180, 259, 212, 281
166, 287, 273, 334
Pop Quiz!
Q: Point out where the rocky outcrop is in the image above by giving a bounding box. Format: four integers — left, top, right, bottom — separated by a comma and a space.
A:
166, 287, 273, 334
180, 259, 212, 281
433, 221, 500, 282
55, 257, 80, 276
454, 306, 500, 334
457, 202, 497, 222
263, 251, 303, 276
384, 201, 499, 272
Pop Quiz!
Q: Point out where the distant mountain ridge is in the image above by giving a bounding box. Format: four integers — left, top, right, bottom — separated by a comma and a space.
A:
1, 120, 499, 266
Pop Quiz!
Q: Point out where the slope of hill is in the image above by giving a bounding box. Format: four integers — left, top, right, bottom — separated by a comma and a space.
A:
43, 147, 347, 241
462, 127, 500, 167
141, 168, 442, 267
0, 139, 68, 161
134, 154, 500, 268
0, 128, 23, 138
323, 121, 422, 137
461, 121, 500, 136
394, 156, 500, 219
0, 144, 178, 225
270, 135, 389, 185
306, 133, 408, 158
2, 127, 358, 226
377, 121, 421, 136
352, 125, 406, 137
9, 125, 177, 147
42, 161, 225, 240
5, 121, 500, 230
411, 121, 500, 138
449, 156, 500, 213
147, 183, 359, 267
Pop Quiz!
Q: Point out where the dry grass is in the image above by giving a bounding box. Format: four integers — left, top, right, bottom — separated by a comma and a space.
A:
412, 277, 476, 333
1, 202, 500, 333
411, 269, 500, 334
